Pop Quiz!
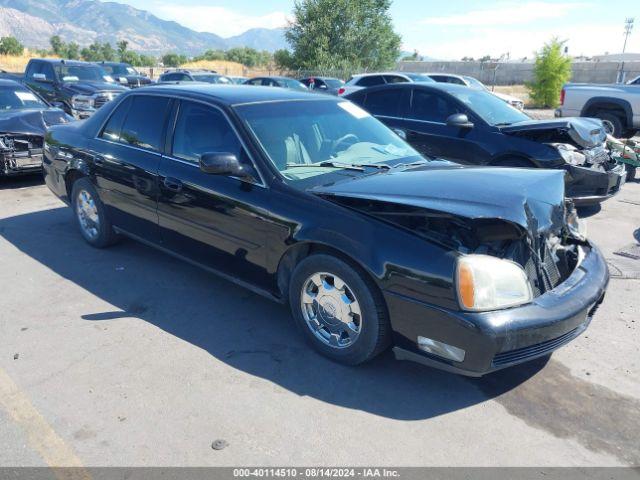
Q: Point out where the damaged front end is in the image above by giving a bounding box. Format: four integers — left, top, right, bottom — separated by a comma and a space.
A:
1, 133, 44, 176
502, 117, 626, 204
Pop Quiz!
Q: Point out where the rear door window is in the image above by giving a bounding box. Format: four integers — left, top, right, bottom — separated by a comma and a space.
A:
363, 89, 403, 117
118, 95, 172, 152
383, 75, 408, 84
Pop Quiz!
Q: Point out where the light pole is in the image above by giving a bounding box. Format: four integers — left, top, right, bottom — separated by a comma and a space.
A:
618, 17, 634, 83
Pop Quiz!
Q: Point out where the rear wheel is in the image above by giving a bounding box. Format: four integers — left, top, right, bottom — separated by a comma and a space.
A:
71, 177, 119, 248
288, 254, 390, 365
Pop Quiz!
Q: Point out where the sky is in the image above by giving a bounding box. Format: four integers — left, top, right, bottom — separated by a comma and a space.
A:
120, 0, 640, 59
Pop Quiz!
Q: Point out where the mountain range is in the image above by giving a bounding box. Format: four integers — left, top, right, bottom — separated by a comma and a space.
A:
0, 0, 289, 55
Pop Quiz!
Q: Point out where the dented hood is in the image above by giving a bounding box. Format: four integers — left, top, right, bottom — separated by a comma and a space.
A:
312, 165, 567, 235
500, 117, 606, 148
0, 108, 71, 136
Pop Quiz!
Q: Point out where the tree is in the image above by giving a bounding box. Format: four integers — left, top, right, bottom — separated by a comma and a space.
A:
285, 0, 401, 71
528, 37, 572, 108
274, 49, 294, 69
101, 42, 116, 61
121, 50, 140, 66
195, 49, 226, 62
50, 35, 65, 56
117, 40, 128, 61
137, 54, 157, 67
66, 42, 81, 60
401, 50, 420, 61
0, 36, 24, 55
162, 53, 186, 67
224, 47, 271, 67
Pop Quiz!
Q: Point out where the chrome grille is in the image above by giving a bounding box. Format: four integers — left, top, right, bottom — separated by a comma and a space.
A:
94, 91, 121, 109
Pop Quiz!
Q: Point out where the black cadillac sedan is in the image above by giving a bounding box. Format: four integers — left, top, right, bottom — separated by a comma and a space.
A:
43, 85, 608, 376
346, 83, 626, 205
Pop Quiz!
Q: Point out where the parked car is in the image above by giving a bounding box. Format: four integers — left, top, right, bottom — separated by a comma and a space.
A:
557, 82, 640, 137
97, 62, 152, 88
299, 76, 345, 95
337, 72, 434, 96
0, 79, 72, 177
228, 76, 248, 84
158, 70, 232, 85
626, 75, 640, 86
425, 73, 525, 110
347, 83, 627, 205
24, 59, 127, 120
43, 84, 608, 376
243, 76, 308, 91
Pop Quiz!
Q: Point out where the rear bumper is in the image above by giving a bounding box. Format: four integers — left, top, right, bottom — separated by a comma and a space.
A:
566, 162, 626, 205
386, 243, 609, 376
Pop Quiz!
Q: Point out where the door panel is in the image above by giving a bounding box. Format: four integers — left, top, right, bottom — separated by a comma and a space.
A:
90, 95, 171, 241
157, 100, 272, 288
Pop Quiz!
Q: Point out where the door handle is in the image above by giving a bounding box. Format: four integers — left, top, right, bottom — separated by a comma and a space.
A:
163, 177, 183, 192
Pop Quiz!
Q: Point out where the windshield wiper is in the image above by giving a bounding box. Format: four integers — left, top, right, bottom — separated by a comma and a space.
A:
285, 162, 364, 171
391, 159, 431, 169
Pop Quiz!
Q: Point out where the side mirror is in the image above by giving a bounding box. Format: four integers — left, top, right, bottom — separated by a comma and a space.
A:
32, 73, 52, 83
200, 152, 250, 178
446, 113, 474, 129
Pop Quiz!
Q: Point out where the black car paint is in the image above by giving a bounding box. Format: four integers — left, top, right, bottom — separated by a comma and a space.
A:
23, 59, 127, 116
43, 85, 609, 376
345, 83, 625, 205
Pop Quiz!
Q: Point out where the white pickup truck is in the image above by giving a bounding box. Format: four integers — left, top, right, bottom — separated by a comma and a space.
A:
556, 82, 640, 138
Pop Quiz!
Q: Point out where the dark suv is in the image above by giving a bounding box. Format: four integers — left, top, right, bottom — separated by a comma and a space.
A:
24, 59, 128, 119
97, 62, 152, 88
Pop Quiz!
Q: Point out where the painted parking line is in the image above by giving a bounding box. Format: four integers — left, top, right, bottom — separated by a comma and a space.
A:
0, 367, 91, 480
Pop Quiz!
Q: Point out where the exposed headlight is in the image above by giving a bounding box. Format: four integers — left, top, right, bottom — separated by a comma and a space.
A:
71, 95, 95, 110
456, 255, 533, 311
553, 143, 585, 166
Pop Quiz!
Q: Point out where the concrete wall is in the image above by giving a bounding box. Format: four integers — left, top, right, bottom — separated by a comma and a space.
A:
397, 61, 640, 85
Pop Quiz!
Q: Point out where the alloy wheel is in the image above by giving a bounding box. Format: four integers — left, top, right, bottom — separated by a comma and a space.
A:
76, 189, 100, 240
300, 272, 362, 348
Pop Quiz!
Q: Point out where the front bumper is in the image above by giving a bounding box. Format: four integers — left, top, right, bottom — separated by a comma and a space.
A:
386, 243, 609, 376
70, 107, 95, 120
1, 152, 43, 176
565, 162, 626, 206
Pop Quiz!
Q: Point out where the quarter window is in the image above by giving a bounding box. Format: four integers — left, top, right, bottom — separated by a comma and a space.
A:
172, 101, 244, 164
100, 97, 133, 142
119, 95, 171, 151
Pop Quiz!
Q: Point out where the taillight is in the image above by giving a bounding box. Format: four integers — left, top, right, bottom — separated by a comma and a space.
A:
560, 88, 565, 105
338, 87, 346, 95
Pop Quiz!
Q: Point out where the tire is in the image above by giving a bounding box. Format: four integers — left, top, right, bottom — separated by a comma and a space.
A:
70, 177, 119, 248
492, 157, 535, 169
288, 253, 390, 365
594, 112, 624, 138
627, 165, 636, 182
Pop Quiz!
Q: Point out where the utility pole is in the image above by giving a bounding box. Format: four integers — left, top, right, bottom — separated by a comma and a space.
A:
618, 17, 634, 83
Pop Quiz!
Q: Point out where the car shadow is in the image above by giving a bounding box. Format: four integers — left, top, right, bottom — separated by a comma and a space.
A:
1, 207, 547, 421
0, 174, 44, 190
576, 203, 602, 218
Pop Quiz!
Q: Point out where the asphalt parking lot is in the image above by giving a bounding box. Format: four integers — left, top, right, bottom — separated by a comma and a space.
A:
0, 174, 639, 467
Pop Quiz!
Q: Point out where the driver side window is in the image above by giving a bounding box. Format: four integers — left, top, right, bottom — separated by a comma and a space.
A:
409, 89, 460, 123
172, 101, 248, 166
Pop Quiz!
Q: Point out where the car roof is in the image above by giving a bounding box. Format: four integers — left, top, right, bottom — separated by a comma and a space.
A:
351, 72, 409, 78
346, 82, 472, 95
424, 73, 465, 79
30, 58, 95, 66
129, 84, 325, 105
0, 79, 28, 88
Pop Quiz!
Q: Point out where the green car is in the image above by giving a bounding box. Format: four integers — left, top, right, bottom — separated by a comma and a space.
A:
607, 135, 640, 181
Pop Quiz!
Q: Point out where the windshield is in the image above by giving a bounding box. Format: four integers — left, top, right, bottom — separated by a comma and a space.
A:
193, 74, 232, 84
235, 100, 422, 187
449, 88, 529, 125
55, 65, 109, 82
462, 76, 487, 90
0, 86, 47, 110
283, 79, 308, 91
103, 64, 138, 76
405, 73, 435, 83
324, 78, 345, 88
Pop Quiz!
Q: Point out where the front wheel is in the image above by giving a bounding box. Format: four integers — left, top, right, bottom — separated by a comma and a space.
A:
71, 177, 119, 248
627, 165, 636, 182
288, 254, 390, 365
